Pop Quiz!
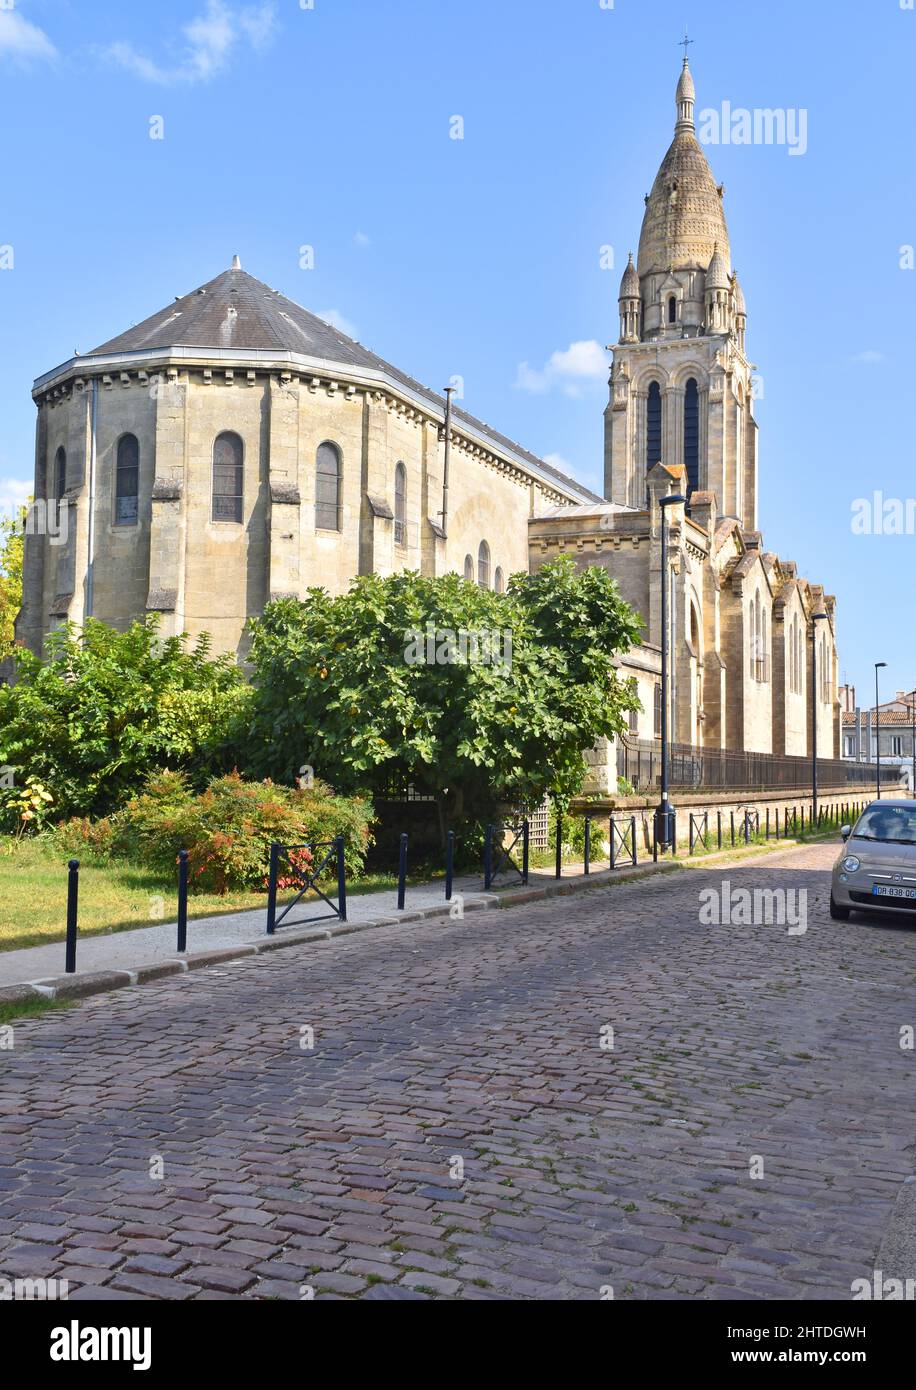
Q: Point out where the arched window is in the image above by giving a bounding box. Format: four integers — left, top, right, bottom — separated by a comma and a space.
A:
394, 462, 406, 547
820, 634, 828, 702
683, 378, 699, 498
477, 540, 490, 589
646, 381, 662, 471
668, 295, 677, 324
750, 594, 758, 680
463, 554, 474, 583
315, 441, 341, 531
115, 433, 139, 525
761, 607, 769, 682
494, 566, 504, 594
54, 446, 67, 502
212, 432, 243, 523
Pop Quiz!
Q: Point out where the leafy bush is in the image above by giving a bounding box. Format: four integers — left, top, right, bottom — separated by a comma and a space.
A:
244, 558, 641, 835
106, 770, 373, 894
0, 775, 55, 837
51, 815, 116, 861
548, 804, 607, 860
0, 617, 250, 819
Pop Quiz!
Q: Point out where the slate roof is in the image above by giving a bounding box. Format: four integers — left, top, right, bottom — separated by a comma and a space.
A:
86, 264, 602, 504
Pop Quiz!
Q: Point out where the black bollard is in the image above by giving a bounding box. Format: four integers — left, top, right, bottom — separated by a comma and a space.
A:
266, 841, 280, 935
397, 833, 408, 911
177, 849, 189, 953
336, 836, 347, 922
445, 830, 455, 901
65, 860, 79, 974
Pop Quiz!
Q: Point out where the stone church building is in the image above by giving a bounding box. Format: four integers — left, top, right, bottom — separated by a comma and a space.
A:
15, 58, 840, 777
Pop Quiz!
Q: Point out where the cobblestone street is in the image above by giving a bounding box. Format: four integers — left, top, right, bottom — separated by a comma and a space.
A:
1, 842, 914, 1301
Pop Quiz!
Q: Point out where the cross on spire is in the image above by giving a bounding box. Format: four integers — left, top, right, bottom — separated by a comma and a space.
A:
679, 29, 694, 61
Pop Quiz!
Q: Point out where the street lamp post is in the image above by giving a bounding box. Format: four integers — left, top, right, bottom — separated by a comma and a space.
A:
655, 493, 686, 853
875, 662, 887, 800
810, 613, 829, 825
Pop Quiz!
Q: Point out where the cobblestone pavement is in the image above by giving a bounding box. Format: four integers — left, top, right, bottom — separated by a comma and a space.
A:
1, 842, 914, 1301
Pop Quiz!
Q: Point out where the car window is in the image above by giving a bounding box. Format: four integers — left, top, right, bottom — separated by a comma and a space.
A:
853, 806, 916, 842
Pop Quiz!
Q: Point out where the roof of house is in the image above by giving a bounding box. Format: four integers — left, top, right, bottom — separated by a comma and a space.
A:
78, 262, 602, 504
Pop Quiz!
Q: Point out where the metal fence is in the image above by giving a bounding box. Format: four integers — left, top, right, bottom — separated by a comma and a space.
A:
617, 738, 901, 794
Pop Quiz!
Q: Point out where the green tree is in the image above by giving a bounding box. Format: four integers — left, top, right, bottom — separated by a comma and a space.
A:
0, 616, 249, 820
244, 558, 642, 835
0, 506, 26, 660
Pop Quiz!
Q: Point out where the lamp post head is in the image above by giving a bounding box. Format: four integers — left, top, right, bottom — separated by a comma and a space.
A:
660, 493, 687, 508
876, 662, 887, 670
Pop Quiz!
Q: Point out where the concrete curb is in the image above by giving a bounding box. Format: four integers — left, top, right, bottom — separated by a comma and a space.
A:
0, 837, 815, 1013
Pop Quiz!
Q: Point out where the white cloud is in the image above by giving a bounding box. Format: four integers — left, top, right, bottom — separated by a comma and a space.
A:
0, 478, 32, 514
851, 350, 886, 365
543, 452, 573, 474
317, 309, 358, 339
353, 231, 371, 248
515, 339, 608, 397
106, 1, 277, 85
0, 8, 57, 64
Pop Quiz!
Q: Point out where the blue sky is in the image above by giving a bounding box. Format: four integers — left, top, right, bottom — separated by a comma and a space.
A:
1, 0, 914, 706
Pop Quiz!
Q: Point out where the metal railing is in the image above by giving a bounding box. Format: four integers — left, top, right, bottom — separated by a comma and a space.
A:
266, 838, 347, 934
618, 737, 901, 794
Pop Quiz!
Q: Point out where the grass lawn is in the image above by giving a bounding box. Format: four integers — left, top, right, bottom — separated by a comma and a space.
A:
0, 837, 402, 953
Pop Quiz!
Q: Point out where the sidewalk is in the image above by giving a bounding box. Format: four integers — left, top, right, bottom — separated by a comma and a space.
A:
0, 835, 806, 1006
0, 873, 484, 989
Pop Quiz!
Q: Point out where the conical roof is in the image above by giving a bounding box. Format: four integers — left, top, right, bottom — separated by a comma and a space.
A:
706, 243, 730, 290
82, 260, 603, 504
637, 64, 730, 277
91, 260, 367, 358
618, 253, 640, 300
733, 273, 747, 314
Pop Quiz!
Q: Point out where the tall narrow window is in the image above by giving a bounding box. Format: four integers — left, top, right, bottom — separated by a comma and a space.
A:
115, 434, 139, 525
477, 540, 490, 589
668, 295, 677, 324
683, 378, 699, 498
315, 441, 341, 531
494, 566, 504, 594
463, 554, 474, 583
394, 462, 406, 547
646, 382, 662, 472
212, 432, 244, 523
54, 446, 67, 501
761, 607, 769, 683
750, 596, 757, 680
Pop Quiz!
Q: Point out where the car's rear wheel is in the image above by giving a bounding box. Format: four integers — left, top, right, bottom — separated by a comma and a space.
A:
830, 893, 851, 921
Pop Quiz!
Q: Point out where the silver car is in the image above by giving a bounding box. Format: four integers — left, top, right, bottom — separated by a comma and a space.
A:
831, 798, 916, 921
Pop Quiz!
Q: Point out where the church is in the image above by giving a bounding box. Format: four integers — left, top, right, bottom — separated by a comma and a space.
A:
15, 57, 840, 785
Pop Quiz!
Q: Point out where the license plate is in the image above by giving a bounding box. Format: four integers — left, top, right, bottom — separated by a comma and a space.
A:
872, 884, 916, 900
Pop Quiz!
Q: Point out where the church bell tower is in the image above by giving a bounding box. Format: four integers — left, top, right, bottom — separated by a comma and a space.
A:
604, 57, 757, 529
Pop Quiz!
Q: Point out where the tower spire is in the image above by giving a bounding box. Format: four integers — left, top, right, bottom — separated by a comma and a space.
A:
675, 35, 696, 134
